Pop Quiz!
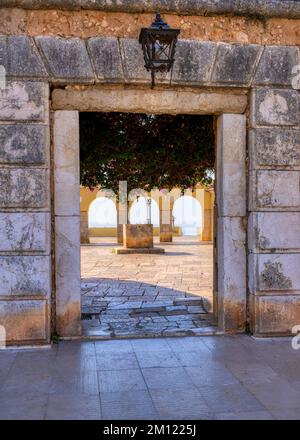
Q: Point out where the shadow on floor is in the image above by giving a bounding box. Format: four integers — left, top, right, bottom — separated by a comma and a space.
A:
81, 278, 217, 338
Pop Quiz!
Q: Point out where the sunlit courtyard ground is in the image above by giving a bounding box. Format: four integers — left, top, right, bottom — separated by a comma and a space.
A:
81, 237, 217, 337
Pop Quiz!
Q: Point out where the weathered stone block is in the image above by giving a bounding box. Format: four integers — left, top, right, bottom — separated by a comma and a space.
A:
120, 38, 169, 83
251, 88, 299, 127
54, 111, 80, 216
7, 36, 48, 78
217, 114, 246, 216
0, 299, 48, 343
123, 224, 153, 248
55, 216, 81, 336
0, 124, 49, 165
36, 36, 94, 80
88, 37, 123, 82
249, 253, 300, 293
211, 44, 261, 85
250, 294, 300, 335
250, 170, 300, 209
217, 216, 246, 331
0, 81, 48, 121
172, 40, 216, 84
249, 212, 300, 252
0, 212, 50, 252
254, 46, 299, 86
0, 168, 49, 208
249, 128, 300, 169
0, 256, 51, 296
120, 38, 149, 82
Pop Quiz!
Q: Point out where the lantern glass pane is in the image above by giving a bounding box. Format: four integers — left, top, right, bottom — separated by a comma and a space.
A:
139, 15, 180, 82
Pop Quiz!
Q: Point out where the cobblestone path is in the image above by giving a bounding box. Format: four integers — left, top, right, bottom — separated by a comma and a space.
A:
81, 237, 216, 338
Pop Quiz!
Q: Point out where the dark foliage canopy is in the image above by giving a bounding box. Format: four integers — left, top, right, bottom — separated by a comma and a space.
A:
80, 112, 215, 193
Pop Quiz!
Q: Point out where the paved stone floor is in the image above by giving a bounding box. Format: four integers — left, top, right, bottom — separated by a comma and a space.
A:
81, 237, 216, 338
0, 335, 300, 420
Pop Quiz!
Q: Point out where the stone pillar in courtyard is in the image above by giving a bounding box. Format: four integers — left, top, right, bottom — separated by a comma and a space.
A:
202, 189, 213, 242
159, 196, 174, 242
80, 211, 90, 244
116, 202, 123, 244
117, 181, 128, 245
79, 187, 99, 244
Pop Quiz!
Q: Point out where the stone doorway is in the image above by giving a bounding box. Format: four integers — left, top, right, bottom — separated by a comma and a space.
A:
79, 112, 217, 338
79, 111, 216, 338
53, 87, 247, 339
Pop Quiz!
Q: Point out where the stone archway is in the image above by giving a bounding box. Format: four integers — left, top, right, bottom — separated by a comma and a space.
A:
173, 195, 202, 237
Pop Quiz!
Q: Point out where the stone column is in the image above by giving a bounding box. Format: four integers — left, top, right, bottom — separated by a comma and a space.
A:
159, 196, 174, 242
195, 188, 204, 240
216, 114, 246, 332
80, 211, 89, 244
211, 191, 215, 243
79, 186, 98, 244
202, 190, 213, 241
0, 81, 51, 345
54, 111, 81, 337
248, 87, 300, 335
116, 202, 123, 244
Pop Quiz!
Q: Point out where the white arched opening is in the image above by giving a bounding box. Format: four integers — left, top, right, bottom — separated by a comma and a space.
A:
173, 196, 202, 236
88, 197, 117, 228
129, 197, 159, 226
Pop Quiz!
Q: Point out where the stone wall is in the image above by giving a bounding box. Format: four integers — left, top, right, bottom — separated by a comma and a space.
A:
0, 81, 51, 344
0, 1, 299, 342
1, 34, 298, 90
248, 88, 300, 335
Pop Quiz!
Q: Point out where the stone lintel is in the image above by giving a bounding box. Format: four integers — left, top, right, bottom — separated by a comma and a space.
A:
52, 87, 247, 114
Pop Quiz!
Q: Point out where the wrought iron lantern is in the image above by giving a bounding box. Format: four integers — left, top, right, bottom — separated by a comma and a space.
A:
139, 13, 180, 88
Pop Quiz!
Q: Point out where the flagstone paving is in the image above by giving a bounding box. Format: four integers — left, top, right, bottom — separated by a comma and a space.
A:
0, 336, 299, 420
81, 237, 217, 338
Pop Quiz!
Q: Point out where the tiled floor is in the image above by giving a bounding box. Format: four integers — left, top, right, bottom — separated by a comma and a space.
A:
81, 237, 216, 337
1, 335, 300, 420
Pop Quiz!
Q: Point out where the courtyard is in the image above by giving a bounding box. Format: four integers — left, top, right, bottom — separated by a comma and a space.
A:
81, 237, 216, 338
0, 335, 300, 420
